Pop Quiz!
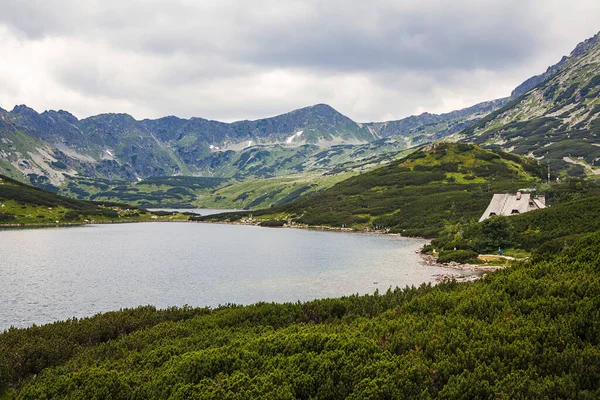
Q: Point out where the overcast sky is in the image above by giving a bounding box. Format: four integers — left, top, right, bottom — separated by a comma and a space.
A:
0, 0, 599, 123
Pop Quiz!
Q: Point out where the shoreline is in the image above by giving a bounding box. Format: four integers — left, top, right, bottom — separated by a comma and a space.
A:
418, 250, 508, 283
189, 219, 424, 238
0, 219, 188, 228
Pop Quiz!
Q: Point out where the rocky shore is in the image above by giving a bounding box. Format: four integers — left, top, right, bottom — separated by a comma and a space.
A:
419, 251, 507, 283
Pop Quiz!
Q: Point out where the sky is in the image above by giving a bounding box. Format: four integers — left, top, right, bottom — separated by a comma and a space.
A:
0, 0, 599, 123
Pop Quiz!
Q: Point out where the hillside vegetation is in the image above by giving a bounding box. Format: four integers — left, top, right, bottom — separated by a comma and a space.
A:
0, 175, 185, 224
1, 229, 599, 398
432, 181, 600, 260
460, 31, 600, 177
201, 143, 547, 237
57, 144, 412, 209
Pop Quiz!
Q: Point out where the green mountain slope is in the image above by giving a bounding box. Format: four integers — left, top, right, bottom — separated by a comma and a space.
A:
57, 140, 412, 209
0, 175, 182, 224
364, 98, 508, 146
459, 31, 600, 177
202, 143, 547, 237
433, 186, 600, 261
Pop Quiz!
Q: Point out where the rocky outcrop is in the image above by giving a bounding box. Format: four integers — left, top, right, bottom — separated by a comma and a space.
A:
511, 32, 600, 97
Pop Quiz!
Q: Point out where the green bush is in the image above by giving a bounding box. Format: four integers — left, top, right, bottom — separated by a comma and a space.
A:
437, 249, 479, 264
259, 220, 285, 227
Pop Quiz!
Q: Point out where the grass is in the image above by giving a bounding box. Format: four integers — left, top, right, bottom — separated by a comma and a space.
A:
0, 175, 189, 225
199, 144, 547, 237
501, 248, 532, 258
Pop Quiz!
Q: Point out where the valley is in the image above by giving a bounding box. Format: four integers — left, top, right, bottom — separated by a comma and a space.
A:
1, 17, 600, 399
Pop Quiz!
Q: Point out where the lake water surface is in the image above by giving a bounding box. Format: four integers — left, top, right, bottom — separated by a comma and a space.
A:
0, 222, 462, 330
147, 208, 241, 215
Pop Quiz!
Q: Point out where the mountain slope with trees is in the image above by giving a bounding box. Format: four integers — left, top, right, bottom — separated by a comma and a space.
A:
0, 174, 182, 225
200, 143, 548, 237
459, 31, 600, 177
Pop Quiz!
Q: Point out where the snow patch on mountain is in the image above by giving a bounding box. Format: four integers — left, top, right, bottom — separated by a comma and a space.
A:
286, 131, 303, 144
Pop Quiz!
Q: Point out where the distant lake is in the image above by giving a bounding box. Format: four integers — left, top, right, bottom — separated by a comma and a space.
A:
147, 208, 241, 215
0, 222, 468, 330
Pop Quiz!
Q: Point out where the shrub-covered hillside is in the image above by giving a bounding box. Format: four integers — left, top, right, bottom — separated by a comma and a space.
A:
201, 143, 548, 237
433, 188, 600, 258
1, 230, 599, 399
0, 174, 183, 224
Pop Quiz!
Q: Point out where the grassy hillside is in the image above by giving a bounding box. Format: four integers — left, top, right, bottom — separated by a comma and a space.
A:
59, 176, 232, 209
1, 230, 599, 398
201, 143, 547, 237
0, 175, 185, 224
432, 184, 600, 261
59, 145, 413, 209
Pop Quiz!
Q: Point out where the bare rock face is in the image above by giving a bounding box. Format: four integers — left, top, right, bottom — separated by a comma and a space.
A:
462, 30, 600, 177
511, 32, 600, 97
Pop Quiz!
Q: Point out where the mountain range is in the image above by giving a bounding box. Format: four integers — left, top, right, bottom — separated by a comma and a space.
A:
0, 98, 507, 188
460, 31, 600, 177
1, 30, 599, 192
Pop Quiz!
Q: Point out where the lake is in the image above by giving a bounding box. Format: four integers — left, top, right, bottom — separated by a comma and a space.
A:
0, 222, 466, 330
147, 208, 241, 215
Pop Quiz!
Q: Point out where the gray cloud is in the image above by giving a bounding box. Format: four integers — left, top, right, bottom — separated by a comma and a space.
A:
0, 0, 599, 122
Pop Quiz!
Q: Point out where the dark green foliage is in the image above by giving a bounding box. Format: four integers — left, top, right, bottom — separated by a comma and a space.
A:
510, 196, 600, 255
27, 174, 59, 193
554, 82, 579, 103
233, 192, 248, 202
151, 210, 176, 216
140, 176, 228, 190
478, 216, 514, 252
437, 249, 479, 264
543, 82, 560, 100
63, 209, 119, 220
579, 74, 600, 97
200, 144, 540, 237
1, 175, 103, 210
259, 219, 285, 227
0, 174, 145, 223
274, 185, 315, 206
68, 186, 90, 198
247, 187, 286, 208
50, 161, 67, 170
455, 143, 474, 152
474, 151, 500, 161
3, 233, 600, 398
0, 306, 210, 393
0, 213, 16, 222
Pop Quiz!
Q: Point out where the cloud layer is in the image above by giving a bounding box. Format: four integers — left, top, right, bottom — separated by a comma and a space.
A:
0, 0, 599, 122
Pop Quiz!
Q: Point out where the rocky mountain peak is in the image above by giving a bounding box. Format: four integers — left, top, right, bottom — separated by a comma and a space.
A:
11, 104, 39, 116
511, 30, 600, 97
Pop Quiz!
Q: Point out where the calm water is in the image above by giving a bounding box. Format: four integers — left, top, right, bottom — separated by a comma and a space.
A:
0, 222, 462, 330
147, 208, 241, 215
